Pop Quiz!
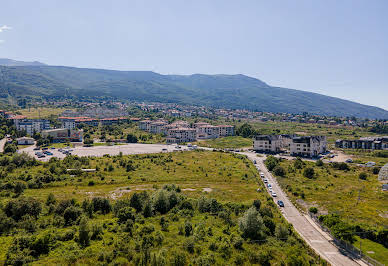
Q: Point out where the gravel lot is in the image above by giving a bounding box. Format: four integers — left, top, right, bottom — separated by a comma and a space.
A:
19, 143, 191, 161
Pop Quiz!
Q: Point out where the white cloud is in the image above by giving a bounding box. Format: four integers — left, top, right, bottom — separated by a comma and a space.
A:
0, 25, 12, 33
0, 40, 4, 43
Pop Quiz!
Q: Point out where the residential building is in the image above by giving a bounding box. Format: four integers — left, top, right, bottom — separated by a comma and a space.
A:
16, 137, 35, 145
336, 137, 388, 150
290, 136, 327, 157
253, 135, 281, 153
166, 128, 196, 144
11, 117, 50, 135
149, 121, 168, 134
197, 125, 220, 139
42, 128, 83, 142
100, 117, 128, 126
59, 117, 89, 129
217, 125, 235, 137
139, 120, 152, 131
193, 122, 210, 129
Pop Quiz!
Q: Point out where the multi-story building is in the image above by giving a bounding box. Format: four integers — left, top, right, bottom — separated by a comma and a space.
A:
139, 120, 152, 131
166, 128, 196, 144
253, 135, 281, 153
100, 117, 128, 126
217, 125, 235, 137
197, 125, 220, 139
336, 137, 388, 150
76, 118, 100, 127
59, 117, 89, 129
12, 116, 51, 135
42, 128, 83, 142
290, 136, 327, 157
149, 121, 168, 134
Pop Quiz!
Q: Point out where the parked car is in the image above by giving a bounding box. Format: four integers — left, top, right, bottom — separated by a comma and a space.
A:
365, 161, 376, 167
267, 183, 272, 188
162, 148, 168, 152
50, 147, 56, 150
253, 160, 257, 164
345, 159, 353, 163
33, 147, 40, 151
271, 192, 277, 197
42, 147, 48, 151
46, 152, 53, 156
263, 178, 268, 183
277, 200, 284, 207
37, 154, 46, 158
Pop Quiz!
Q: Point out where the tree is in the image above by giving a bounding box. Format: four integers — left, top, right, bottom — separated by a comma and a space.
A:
46, 193, 56, 206
4, 197, 42, 221
117, 207, 136, 224
130, 192, 143, 212
153, 190, 169, 214
273, 165, 285, 176
265, 156, 279, 171
253, 199, 261, 211
78, 216, 90, 247
236, 123, 255, 138
303, 167, 315, 179
63, 206, 82, 225
293, 158, 305, 169
275, 224, 289, 240
126, 134, 138, 143
315, 160, 324, 167
238, 206, 266, 240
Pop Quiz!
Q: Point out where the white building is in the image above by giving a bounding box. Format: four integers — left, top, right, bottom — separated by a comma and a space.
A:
253, 135, 281, 153
197, 125, 220, 139
217, 125, 235, 137
290, 136, 327, 157
12, 116, 51, 135
16, 137, 35, 145
166, 128, 196, 144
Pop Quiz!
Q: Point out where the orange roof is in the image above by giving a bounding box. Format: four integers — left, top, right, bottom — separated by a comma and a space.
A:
59, 116, 90, 120
10, 115, 27, 120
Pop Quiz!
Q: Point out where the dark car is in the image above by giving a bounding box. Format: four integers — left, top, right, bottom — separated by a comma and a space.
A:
277, 200, 284, 207
33, 147, 40, 151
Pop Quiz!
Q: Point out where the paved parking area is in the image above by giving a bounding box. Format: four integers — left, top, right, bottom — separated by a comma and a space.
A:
19, 143, 190, 161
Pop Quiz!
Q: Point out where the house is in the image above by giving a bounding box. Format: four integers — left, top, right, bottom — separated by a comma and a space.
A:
42, 128, 83, 142
290, 136, 327, 157
166, 128, 196, 144
16, 137, 34, 145
253, 135, 281, 153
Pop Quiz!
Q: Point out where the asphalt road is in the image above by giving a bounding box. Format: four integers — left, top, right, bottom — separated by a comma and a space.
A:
241, 152, 366, 266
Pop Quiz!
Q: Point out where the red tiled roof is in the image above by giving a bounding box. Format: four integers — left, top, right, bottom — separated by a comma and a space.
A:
9, 115, 27, 120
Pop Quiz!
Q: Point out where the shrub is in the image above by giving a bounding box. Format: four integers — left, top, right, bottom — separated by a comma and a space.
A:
153, 190, 170, 214
275, 224, 289, 240
171, 249, 186, 266
315, 160, 324, 167
63, 206, 82, 225
303, 167, 315, 179
309, 207, 318, 214
253, 199, 261, 211
130, 192, 143, 213
4, 197, 42, 221
78, 216, 90, 247
117, 207, 136, 224
265, 156, 279, 171
273, 166, 285, 176
46, 193, 56, 206
92, 197, 111, 214
238, 206, 266, 240
293, 158, 305, 169
372, 167, 380, 175
359, 172, 367, 180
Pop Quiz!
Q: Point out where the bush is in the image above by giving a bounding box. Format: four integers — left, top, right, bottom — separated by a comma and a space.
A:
126, 134, 138, 143
78, 216, 90, 247
315, 160, 324, 167
116, 207, 136, 224
92, 197, 111, 214
4, 197, 42, 221
275, 224, 289, 240
372, 167, 380, 175
309, 207, 318, 214
265, 156, 279, 171
273, 166, 285, 177
303, 167, 315, 179
63, 206, 82, 225
359, 172, 367, 180
238, 206, 266, 240
253, 199, 261, 211
293, 158, 305, 169
153, 190, 170, 214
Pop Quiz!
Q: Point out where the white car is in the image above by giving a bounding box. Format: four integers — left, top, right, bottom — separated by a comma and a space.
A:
365, 161, 376, 167
271, 192, 277, 197
263, 178, 268, 183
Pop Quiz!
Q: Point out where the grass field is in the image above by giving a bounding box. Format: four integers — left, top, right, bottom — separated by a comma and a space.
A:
195, 136, 252, 149
0, 150, 324, 265
268, 158, 387, 263
354, 236, 388, 265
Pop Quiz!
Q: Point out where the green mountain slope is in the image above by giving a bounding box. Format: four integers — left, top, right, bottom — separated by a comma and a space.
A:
0, 65, 387, 119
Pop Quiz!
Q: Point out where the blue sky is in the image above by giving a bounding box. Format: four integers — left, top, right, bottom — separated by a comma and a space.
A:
0, 0, 387, 110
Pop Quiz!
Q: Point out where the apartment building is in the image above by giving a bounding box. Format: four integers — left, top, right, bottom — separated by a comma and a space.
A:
100, 117, 128, 126
197, 125, 220, 139
166, 128, 196, 144
253, 135, 281, 153
139, 120, 152, 131
336, 137, 388, 150
218, 125, 235, 137
290, 136, 327, 157
149, 121, 168, 134
11, 116, 51, 135
59, 117, 89, 129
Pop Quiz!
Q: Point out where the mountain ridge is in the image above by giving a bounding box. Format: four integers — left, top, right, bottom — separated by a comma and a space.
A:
0, 63, 387, 119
